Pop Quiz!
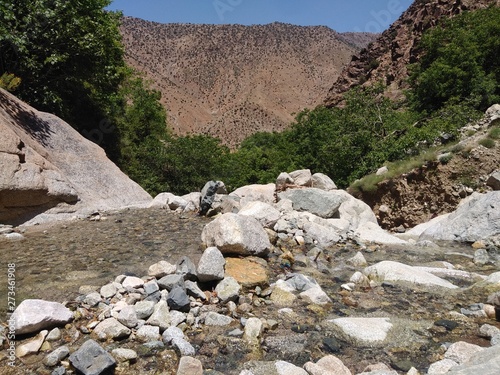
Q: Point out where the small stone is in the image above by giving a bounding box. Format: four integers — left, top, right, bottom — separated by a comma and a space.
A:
162, 326, 185, 344
224, 257, 269, 288
43, 345, 70, 367
144, 280, 160, 295
100, 283, 118, 299
84, 292, 102, 307
204, 312, 233, 326
322, 337, 341, 353
243, 317, 263, 344
93, 318, 131, 340
148, 260, 176, 278
122, 276, 144, 289
215, 277, 241, 303
146, 300, 171, 330
434, 320, 459, 331
346, 252, 367, 267
46, 328, 62, 341
16, 330, 48, 357
197, 247, 226, 282
185, 280, 207, 300
167, 286, 191, 312
275, 360, 308, 375
176, 356, 203, 375
69, 339, 116, 375
111, 348, 137, 363
304, 355, 351, 375
136, 325, 160, 342
444, 341, 483, 364
176, 256, 198, 281
134, 300, 156, 320
169, 310, 186, 327
427, 358, 458, 375
157, 274, 185, 291
116, 305, 138, 328
172, 337, 196, 356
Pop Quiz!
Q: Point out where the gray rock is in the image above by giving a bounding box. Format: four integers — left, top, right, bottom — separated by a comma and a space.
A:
445, 341, 484, 365
299, 287, 332, 305
480, 324, 500, 339
445, 343, 500, 374
167, 286, 190, 312
197, 247, 226, 282
46, 327, 62, 341
134, 300, 156, 320
84, 292, 102, 307
311, 173, 337, 191
146, 300, 171, 330
148, 260, 176, 278
487, 172, 500, 191
201, 213, 271, 257
177, 356, 203, 375
204, 311, 233, 326
51, 366, 66, 375
176, 256, 198, 281
157, 274, 185, 291
93, 318, 131, 340
169, 310, 186, 327
116, 305, 138, 328
279, 188, 344, 218
215, 277, 241, 303
420, 192, 500, 243
44, 345, 70, 367
69, 339, 116, 375
136, 325, 161, 342
143, 280, 159, 295
185, 280, 207, 300
239, 201, 281, 229
99, 283, 118, 299
285, 274, 319, 292
11, 299, 73, 335
302, 221, 341, 248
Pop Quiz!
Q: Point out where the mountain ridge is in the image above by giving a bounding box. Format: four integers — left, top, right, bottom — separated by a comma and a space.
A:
120, 17, 376, 146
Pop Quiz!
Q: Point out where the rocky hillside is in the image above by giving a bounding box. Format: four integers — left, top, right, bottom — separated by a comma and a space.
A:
325, 0, 500, 106
120, 17, 376, 147
351, 105, 500, 232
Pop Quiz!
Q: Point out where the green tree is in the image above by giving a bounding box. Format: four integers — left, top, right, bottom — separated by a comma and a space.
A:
409, 6, 500, 113
0, 0, 125, 136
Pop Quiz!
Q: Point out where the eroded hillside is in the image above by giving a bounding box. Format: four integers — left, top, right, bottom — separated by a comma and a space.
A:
325, 0, 500, 106
120, 18, 375, 147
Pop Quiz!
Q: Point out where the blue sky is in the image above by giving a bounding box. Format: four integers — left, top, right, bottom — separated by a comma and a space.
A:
106, 0, 414, 33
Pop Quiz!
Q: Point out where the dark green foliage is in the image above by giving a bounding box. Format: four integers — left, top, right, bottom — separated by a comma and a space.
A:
409, 7, 500, 113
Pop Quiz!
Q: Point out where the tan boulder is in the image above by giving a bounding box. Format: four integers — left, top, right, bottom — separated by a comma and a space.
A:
224, 257, 269, 288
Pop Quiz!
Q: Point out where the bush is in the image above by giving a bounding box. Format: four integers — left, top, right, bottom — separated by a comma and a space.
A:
479, 138, 496, 149
488, 127, 500, 140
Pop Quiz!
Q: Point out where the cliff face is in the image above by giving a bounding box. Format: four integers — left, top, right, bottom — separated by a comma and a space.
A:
120, 18, 376, 147
325, 0, 500, 106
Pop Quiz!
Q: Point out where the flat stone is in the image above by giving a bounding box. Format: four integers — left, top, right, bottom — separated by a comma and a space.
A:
225, 257, 269, 288
148, 260, 176, 278
327, 317, 392, 347
11, 299, 73, 335
122, 276, 144, 289
111, 348, 138, 363
16, 330, 48, 357
299, 287, 332, 305
177, 356, 203, 375
304, 355, 352, 375
69, 339, 116, 375
204, 311, 233, 326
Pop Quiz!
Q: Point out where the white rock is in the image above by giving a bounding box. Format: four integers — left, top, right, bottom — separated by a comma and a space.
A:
201, 213, 271, 257
134, 300, 156, 320
148, 260, 177, 278
229, 183, 276, 205
363, 261, 458, 289
299, 287, 332, 305
16, 330, 48, 357
136, 324, 160, 342
146, 300, 171, 330
93, 318, 131, 340
116, 305, 138, 328
204, 312, 233, 326
275, 360, 308, 375
427, 358, 458, 375
243, 317, 263, 344
311, 173, 337, 191
303, 355, 352, 375
11, 299, 73, 335
122, 276, 144, 289
327, 317, 392, 346
100, 283, 118, 299
239, 201, 281, 229
445, 341, 484, 365
177, 356, 203, 375
215, 277, 241, 303
112, 348, 138, 363
356, 221, 407, 245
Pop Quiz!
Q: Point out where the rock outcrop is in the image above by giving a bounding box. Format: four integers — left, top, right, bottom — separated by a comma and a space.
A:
0, 88, 152, 225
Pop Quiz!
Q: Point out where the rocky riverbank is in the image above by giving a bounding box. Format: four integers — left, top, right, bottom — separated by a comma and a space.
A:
1, 171, 500, 374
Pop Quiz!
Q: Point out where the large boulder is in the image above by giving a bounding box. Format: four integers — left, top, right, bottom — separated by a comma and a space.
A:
420, 192, 500, 243
278, 188, 344, 219
0, 88, 152, 225
229, 184, 276, 205
201, 213, 271, 257
11, 299, 73, 335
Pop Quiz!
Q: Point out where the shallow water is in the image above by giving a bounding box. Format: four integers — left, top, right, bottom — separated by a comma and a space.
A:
0, 207, 499, 374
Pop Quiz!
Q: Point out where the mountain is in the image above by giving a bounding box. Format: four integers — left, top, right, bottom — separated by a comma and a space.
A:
120, 17, 376, 147
325, 0, 500, 106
